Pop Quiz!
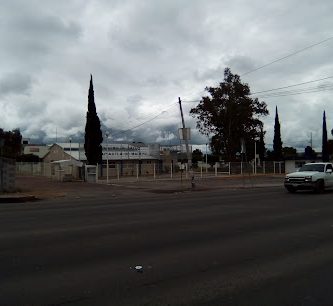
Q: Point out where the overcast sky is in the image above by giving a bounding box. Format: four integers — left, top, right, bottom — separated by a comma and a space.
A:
1, 0, 332, 151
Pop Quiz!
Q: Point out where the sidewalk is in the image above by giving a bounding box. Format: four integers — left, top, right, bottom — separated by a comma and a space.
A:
0, 174, 284, 203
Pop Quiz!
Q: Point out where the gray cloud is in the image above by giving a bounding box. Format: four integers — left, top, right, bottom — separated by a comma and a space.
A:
0, 6, 81, 61
0, 0, 332, 152
0, 73, 33, 97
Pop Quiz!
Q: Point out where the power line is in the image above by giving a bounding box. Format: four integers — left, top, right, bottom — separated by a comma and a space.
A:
181, 78, 333, 101
259, 83, 333, 96
255, 84, 333, 99
182, 86, 333, 102
111, 102, 178, 138
250, 76, 333, 95
182, 99, 201, 103
181, 37, 333, 104
241, 36, 333, 77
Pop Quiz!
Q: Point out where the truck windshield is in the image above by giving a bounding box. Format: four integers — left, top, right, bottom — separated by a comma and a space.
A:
299, 164, 325, 172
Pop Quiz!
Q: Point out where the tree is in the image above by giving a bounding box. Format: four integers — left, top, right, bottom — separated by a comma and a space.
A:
273, 106, 283, 160
210, 135, 223, 158
282, 146, 297, 159
304, 146, 316, 160
322, 110, 329, 162
0, 128, 22, 158
16, 153, 40, 162
265, 150, 274, 161
206, 152, 219, 166
84, 75, 103, 165
191, 149, 203, 167
190, 68, 268, 161
328, 140, 333, 160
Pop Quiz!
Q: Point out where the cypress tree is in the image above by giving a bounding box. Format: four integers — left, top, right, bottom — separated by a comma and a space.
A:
273, 106, 283, 160
84, 75, 103, 165
322, 110, 329, 162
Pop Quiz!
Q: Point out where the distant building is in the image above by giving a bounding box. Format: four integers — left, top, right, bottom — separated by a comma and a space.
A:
55, 143, 85, 161
23, 145, 50, 160
19, 141, 193, 178
43, 144, 72, 163
22, 138, 30, 145
56, 142, 160, 161
160, 144, 192, 167
56, 142, 162, 176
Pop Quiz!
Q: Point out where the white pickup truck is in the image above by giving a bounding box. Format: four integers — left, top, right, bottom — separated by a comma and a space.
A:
284, 162, 333, 193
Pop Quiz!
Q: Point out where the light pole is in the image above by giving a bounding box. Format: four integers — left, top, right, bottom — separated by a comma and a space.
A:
139, 146, 141, 177
253, 137, 260, 175
69, 137, 72, 160
254, 140, 257, 175
205, 143, 208, 173
105, 131, 109, 184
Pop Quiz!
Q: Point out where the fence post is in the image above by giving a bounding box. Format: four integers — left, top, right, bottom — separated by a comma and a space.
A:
154, 163, 156, 180
215, 163, 217, 177
229, 162, 231, 175
117, 164, 120, 181
263, 161, 265, 174
170, 162, 173, 179
200, 163, 203, 178
136, 164, 139, 181
241, 162, 243, 175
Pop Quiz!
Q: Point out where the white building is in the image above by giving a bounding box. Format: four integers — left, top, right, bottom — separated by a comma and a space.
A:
56, 142, 160, 162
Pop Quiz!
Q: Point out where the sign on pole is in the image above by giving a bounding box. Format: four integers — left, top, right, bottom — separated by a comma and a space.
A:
178, 128, 191, 141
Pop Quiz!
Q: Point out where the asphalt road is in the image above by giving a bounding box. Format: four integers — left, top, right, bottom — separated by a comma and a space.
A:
1, 186, 333, 305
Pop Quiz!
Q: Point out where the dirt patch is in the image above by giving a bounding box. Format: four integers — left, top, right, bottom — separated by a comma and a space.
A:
16, 176, 88, 199
14, 175, 284, 201
15, 176, 148, 200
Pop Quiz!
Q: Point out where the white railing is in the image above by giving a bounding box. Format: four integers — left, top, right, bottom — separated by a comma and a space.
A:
16, 161, 285, 183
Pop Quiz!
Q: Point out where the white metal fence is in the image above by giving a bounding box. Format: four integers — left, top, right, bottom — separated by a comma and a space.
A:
16, 161, 285, 183
193, 161, 284, 177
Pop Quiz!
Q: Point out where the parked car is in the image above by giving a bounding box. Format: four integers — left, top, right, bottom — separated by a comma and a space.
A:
284, 162, 333, 193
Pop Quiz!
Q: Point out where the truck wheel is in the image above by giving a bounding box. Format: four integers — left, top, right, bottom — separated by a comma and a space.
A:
314, 180, 325, 194
286, 186, 296, 193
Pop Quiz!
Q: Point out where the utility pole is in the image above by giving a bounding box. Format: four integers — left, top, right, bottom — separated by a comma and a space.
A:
254, 140, 257, 175
105, 131, 109, 184
205, 143, 208, 173
69, 137, 72, 160
178, 97, 192, 178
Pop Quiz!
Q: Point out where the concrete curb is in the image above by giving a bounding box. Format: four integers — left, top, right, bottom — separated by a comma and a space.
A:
0, 194, 38, 203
